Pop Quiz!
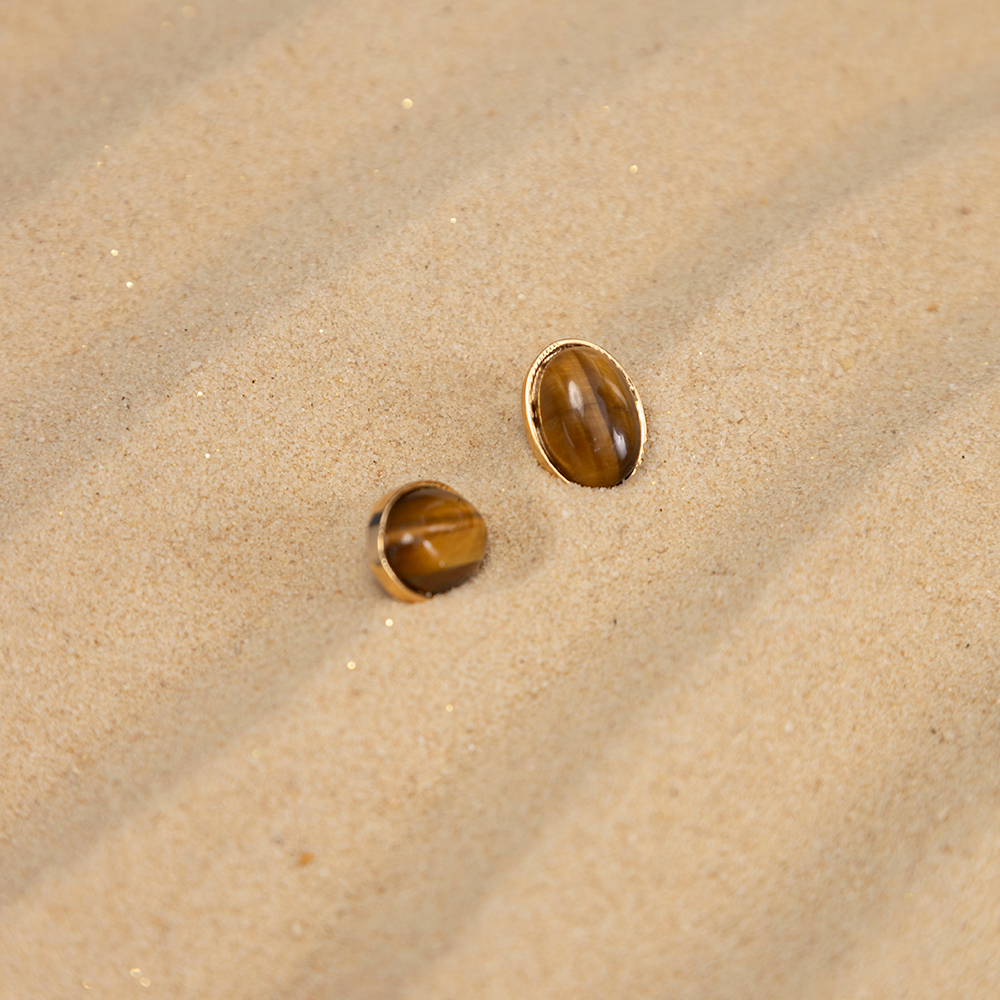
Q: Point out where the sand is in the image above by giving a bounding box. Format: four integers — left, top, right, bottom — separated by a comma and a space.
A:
2, 0, 999, 996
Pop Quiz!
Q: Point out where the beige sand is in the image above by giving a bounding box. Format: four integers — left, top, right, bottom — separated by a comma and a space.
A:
2, 0, 1000, 996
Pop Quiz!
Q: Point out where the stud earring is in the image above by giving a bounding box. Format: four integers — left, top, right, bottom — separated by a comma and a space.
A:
522, 340, 646, 488
366, 481, 488, 602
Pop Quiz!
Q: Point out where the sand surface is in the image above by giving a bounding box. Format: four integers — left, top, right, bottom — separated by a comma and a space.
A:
2, 0, 1000, 996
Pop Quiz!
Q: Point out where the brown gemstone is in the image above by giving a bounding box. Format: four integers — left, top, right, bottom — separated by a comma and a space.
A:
382, 486, 487, 596
533, 344, 643, 487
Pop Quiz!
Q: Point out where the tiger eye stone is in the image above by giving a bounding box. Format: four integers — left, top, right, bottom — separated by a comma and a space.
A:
382, 486, 487, 596
533, 344, 643, 488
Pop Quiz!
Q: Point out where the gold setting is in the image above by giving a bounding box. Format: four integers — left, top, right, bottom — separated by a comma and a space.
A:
367, 480, 441, 603
521, 339, 647, 487
365, 480, 486, 603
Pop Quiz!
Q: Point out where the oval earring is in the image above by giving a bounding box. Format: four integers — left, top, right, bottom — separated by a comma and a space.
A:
366, 481, 488, 602
522, 340, 646, 488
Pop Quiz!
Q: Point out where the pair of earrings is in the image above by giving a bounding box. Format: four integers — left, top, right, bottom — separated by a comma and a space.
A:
366, 339, 647, 603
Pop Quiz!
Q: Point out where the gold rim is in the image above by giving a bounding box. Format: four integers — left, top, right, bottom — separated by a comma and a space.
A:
365, 480, 455, 603
521, 339, 647, 486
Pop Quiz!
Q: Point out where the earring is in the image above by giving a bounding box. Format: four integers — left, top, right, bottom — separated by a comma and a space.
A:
366, 481, 488, 602
522, 340, 646, 488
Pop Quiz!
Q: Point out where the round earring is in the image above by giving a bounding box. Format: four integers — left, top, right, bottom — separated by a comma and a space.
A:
522, 340, 646, 488
366, 481, 488, 602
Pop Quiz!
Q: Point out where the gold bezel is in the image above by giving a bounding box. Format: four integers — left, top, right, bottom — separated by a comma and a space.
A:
365, 480, 456, 603
521, 339, 647, 486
